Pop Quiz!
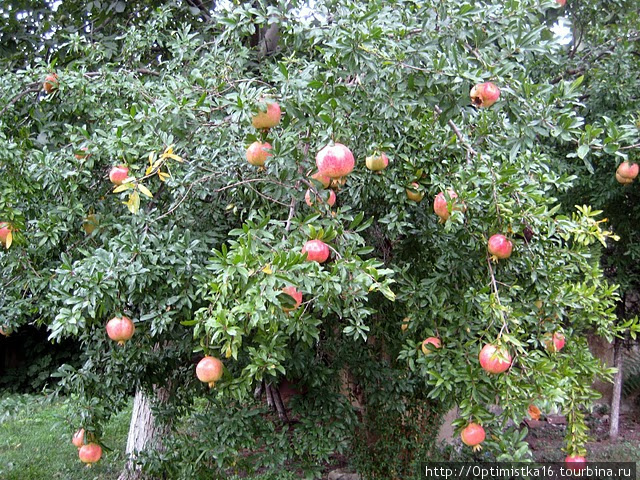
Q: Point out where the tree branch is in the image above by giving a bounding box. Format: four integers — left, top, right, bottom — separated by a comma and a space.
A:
0, 84, 41, 117
434, 104, 477, 161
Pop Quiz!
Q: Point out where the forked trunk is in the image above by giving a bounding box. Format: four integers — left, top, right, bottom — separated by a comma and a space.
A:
118, 387, 170, 480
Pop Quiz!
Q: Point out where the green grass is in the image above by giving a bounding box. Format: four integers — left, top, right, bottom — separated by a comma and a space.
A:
0, 394, 129, 480
0, 394, 308, 480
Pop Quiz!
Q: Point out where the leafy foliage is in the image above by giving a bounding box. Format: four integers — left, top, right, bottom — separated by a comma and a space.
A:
1, 0, 638, 476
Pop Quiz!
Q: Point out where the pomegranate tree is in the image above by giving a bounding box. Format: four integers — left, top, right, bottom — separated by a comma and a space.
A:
460, 423, 485, 450
316, 143, 355, 179
470, 82, 500, 108
488, 234, 513, 260
106, 316, 135, 345
479, 344, 512, 374
251, 101, 282, 129
246, 141, 272, 167
78, 443, 102, 465
301, 239, 330, 263
196, 355, 224, 388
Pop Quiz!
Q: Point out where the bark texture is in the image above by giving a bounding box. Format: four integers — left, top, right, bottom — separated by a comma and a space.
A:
118, 387, 171, 480
609, 335, 624, 440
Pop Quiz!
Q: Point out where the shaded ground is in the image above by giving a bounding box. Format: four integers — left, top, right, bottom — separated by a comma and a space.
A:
526, 408, 640, 462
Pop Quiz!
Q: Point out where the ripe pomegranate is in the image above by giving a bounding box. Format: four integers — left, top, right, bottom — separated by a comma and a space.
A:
433, 190, 465, 222
479, 344, 512, 374
282, 286, 303, 312
461, 423, 485, 450
305, 189, 336, 207
196, 355, 224, 388
421, 337, 442, 355
310, 171, 331, 189
329, 176, 347, 190
365, 152, 389, 172
406, 182, 424, 202
316, 143, 355, 179
616, 172, 634, 184
470, 82, 500, 108
43, 73, 58, 94
302, 239, 330, 263
544, 332, 566, 353
78, 443, 102, 464
82, 214, 98, 235
246, 141, 272, 167
106, 316, 135, 346
251, 101, 282, 129
72, 428, 85, 448
556, 0, 566, 6
565, 455, 586, 472
488, 234, 513, 260
75, 147, 89, 160
0, 222, 12, 248
616, 161, 639, 183
109, 165, 130, 185
401, 317, 410, 332
528, 404, 541, 420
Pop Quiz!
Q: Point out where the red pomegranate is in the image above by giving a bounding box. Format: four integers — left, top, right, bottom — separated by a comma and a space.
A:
305, 189, 336, 207
72, 428, 85, 448
0, 222, 12, 248
78, 443, 102, 464
43, 73, 58, 94
470, 82, 500, 108
251, 101, 282, 129
106, 316, 135, 346
565, 455, 586, 472
196, 355, 224, 388
246, 141, 272, 167
282, 286, 303, 312
488, 234, 513, 260
75, 147, 89, 160
109, 165, 129, 185
479, 344, 512, 374
316, 143, 355, 179
433, 190, 465, 222
461, 423, 486, 449
421, 337, 442, 355
310, 171, 331, 189
616, 161, 639, 183
302, 239, 330, 263
544, 332, 566, 353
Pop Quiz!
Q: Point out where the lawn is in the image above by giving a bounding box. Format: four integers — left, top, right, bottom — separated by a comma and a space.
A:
0, 394, 128, 480
0, 393, 302, 480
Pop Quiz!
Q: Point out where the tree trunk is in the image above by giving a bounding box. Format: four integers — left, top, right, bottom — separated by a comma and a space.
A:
118, 386, 171, 480
609, 334, 624, 441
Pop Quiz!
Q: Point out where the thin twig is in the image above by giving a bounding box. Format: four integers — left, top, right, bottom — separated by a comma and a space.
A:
434, 104, 477, 160
0, 84, 41, 117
